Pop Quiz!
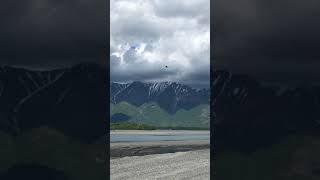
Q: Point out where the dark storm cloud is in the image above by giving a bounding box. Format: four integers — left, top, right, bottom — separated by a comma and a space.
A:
0, 0, 107, 69
111, 65, 178, 83
214, 0, 320, 83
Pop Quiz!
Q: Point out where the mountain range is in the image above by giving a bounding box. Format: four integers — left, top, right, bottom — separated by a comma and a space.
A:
1, 63, 320, 148
0, 63, 210, 137
0, 63, 107, 142
110, 81, 209, 113
110, 81, 210, 128
213, 70, 320, 152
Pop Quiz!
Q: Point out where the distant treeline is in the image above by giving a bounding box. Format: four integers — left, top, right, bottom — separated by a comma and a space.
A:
157, 127, 209, 130
110, 122, 209, 131
110, 122, 156, 130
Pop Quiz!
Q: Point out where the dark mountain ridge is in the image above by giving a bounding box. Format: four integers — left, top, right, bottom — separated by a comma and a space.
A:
0, 63, 107, 142
110, 81, 210, 114
213, 70, 320, 153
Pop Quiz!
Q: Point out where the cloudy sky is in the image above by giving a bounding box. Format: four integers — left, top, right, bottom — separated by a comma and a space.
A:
0, 0, 107, 70
110, 0, 210, 88
3, 0, 319, 86
214, 0, 320, 85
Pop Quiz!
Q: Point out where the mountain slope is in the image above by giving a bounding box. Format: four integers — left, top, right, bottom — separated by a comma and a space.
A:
111, 102, 209, 128
110, 81, 209, 114
110, 81, 210, 128
213, 70, 320, 152
0, 63, 107, 142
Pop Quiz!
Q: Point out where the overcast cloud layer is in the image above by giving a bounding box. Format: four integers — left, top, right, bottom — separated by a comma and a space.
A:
214, 0, 320, 85
110, 0, 210, 88
0, 0, 106, 69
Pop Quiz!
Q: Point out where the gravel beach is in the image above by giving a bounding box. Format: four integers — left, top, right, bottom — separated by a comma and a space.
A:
110, 140, 209, 158
110, 149, 210, 180
110, 130, 210, 179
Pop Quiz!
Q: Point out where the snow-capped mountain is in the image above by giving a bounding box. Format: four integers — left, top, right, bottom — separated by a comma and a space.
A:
0, 63, 107, 141
110, 81, 210, 114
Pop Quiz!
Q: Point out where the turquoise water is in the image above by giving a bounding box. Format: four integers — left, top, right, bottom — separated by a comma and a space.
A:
110, 132, 209, 142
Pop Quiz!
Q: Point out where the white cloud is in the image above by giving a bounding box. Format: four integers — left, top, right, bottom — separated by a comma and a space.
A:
110, 0, 210, 88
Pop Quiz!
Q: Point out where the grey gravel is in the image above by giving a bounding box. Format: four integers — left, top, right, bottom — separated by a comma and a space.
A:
110, 149, 210, 180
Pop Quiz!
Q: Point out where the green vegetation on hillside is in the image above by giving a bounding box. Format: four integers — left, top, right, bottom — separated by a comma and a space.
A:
110, 102, 210, 128
0, 128, 107, 180
110, 122, 156, 130
157, 126, 209, 130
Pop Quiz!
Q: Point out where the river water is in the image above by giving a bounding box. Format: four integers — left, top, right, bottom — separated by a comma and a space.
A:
110, 130, 210, 142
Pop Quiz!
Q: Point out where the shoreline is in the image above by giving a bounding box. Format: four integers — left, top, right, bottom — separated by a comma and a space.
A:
110, 139, 210, 159
111, 129, 210, 135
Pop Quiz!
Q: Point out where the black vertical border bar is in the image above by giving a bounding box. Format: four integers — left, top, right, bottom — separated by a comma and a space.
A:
106, 0, 111, 178
210, 0, 215, 178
